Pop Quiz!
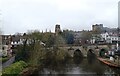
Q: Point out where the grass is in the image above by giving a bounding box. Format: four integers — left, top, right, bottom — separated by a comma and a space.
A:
2, 60, 28, 76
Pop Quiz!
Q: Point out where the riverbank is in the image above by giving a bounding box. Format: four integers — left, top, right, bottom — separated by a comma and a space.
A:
9, 57, 120, 75
98, 57, 120, 68
2, 60, 28, 75
29, 57, 120, 75
19, 66, 38, 76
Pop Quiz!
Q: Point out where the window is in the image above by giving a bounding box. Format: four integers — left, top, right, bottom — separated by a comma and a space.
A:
2, 47, 5, 50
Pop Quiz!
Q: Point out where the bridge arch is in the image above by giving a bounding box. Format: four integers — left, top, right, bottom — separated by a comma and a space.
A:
99, 48, 107, 57
87, 49, 96, 58
73, 49, 83, 58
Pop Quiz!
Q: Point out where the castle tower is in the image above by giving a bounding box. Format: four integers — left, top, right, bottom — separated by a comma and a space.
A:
92, 24, 103, 33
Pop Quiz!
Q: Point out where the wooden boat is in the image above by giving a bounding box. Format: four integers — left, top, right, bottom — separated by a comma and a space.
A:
98, 57, 120, 68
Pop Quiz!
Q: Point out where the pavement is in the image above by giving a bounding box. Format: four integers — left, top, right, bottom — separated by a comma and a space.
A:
2, 56, 15, 69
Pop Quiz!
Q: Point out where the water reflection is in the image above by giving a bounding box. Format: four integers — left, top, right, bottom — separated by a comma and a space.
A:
81, 57, 106, 74
73, 56, 83, 65
85, 50, 106, 74
33, 56, 120, 75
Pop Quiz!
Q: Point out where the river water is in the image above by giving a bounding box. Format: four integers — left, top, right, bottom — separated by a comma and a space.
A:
33, 57, 120, 75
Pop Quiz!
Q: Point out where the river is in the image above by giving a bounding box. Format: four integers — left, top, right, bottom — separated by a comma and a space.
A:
32, 57, 120, 75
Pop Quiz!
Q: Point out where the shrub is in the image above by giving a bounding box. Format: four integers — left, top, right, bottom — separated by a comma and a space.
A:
2, 61, 28, 76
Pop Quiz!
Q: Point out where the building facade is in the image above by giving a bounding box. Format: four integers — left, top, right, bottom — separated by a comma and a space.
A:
92, 24, 103, 32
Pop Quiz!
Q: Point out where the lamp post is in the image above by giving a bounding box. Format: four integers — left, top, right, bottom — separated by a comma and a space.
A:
116, 27, 120, 66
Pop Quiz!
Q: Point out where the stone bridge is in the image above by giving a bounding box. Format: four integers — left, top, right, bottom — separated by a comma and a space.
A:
59, 45, 110, 57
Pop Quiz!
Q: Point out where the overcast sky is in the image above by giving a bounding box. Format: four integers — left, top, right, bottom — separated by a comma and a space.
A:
0, 0, 120, 34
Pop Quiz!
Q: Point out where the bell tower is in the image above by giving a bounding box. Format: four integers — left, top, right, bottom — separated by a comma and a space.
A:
55, 24, 61, 36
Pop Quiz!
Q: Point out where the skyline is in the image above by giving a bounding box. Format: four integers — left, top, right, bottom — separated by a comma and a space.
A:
1, 0, 120, 35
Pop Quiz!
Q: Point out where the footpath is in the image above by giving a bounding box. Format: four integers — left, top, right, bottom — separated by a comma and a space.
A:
2, 56, 15, 69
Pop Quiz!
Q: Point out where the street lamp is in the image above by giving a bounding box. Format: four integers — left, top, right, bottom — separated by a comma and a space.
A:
115, 27, 120, 66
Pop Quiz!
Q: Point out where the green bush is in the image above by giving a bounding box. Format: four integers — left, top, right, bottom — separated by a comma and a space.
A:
2, 61, 28, 76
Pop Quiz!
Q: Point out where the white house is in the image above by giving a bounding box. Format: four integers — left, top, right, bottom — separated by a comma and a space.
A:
110, 36, 118, 43
101, 32, 109, 40
1, 45, 8, 57
90, 37, 96, 44
101, 32, 119, 44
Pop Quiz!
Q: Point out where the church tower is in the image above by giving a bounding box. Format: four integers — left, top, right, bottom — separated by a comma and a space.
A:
55, 24, 61, 36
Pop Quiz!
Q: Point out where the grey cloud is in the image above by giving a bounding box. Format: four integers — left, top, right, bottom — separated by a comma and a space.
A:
1, 0, 119, 34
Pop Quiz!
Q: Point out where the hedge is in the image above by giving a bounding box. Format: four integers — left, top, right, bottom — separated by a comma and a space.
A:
2, 61, 28, 76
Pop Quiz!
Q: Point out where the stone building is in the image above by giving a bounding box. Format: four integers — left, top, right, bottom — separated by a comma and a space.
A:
92, 24, 103, 33
55, 24, 61, 36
